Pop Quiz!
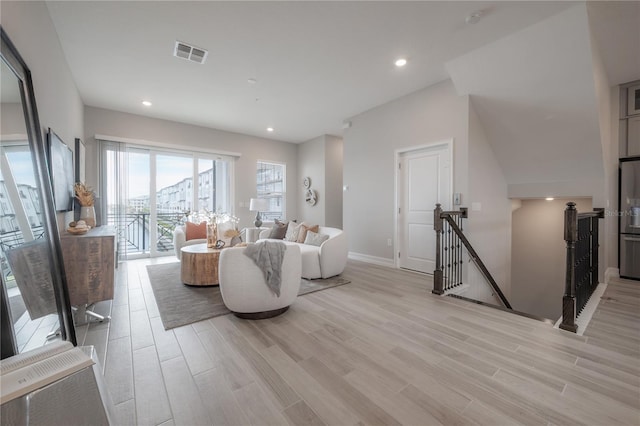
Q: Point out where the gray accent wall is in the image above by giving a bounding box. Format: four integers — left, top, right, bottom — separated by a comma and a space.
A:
83, 107, 299, 229
296, 135, 343, 228
325, 135, 343, 229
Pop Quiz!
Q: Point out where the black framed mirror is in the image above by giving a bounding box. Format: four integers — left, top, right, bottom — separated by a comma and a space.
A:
1, 27, 76, 358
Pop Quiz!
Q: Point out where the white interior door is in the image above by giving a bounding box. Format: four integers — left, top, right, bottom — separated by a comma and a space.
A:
398, 143, 451, 273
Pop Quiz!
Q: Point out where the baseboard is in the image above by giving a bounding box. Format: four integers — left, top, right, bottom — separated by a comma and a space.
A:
348, 252, 395, 268
604, 267, 619, 284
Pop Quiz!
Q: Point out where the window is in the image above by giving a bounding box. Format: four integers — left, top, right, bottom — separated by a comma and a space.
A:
100, 140, 234, 258
256, 161, 285, 220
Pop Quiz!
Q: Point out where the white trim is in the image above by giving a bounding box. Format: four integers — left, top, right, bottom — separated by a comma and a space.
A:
554, 282, 607, 336
394, 138, 454, 271
348, 252, 395, 268
604, 267, 619, 284
95, 134, 241, 158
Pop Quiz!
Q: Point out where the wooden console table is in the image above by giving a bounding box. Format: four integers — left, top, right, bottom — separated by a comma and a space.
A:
60, 226, 116, 322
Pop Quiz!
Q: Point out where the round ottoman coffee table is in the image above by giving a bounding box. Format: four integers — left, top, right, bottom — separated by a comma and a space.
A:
180, 244, 222, 286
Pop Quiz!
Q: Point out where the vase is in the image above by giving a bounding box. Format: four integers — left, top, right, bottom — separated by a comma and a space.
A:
79, 206, 96, 228
206, 222, 217, 248
230, 235, 242, 247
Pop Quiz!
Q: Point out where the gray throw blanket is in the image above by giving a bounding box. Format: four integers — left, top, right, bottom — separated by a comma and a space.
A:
243, 240, 286, 296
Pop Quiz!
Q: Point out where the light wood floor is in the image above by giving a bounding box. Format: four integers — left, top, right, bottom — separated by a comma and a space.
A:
76, 258, 640, 426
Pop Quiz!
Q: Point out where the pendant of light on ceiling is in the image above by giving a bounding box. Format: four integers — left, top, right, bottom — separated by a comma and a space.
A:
395, 58, 407, 67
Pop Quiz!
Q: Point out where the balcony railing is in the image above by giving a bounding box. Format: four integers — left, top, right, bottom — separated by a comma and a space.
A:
106, 212, 184, 256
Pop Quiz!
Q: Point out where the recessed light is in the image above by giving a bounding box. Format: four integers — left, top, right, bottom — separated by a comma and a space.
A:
266, 127, 274, 132
142, 100, 152, 107
248, 78, 257, 84
395, 58, 407, 67
545, 197, 554, 201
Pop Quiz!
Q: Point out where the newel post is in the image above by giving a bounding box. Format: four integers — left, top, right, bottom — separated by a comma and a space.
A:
560, 202, 578, 332
432, 203, 444, 295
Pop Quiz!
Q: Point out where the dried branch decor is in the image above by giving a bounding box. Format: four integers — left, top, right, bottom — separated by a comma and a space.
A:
74, 182, 95, 206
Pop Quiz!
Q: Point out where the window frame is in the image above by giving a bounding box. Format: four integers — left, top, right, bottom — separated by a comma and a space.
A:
256, 160, 286, 221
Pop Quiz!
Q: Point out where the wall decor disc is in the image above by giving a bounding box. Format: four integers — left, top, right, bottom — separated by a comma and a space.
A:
303, 176, 311, 189
305, 188, 317, 206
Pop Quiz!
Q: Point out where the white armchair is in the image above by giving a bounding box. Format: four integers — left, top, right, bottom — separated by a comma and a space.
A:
218, 244, 301, 319
173, 224, 206, 260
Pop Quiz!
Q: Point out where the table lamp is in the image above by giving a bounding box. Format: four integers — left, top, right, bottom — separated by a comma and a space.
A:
249, 198, 269, 227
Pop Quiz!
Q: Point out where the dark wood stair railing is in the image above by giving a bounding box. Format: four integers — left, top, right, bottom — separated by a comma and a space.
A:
432, 204, 512, 310
560, 202, 604, 333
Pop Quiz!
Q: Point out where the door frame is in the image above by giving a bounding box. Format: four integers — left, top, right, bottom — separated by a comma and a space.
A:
394, 138, 454, 269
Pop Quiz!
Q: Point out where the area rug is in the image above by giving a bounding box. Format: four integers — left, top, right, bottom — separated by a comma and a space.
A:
146, 262, 350, 330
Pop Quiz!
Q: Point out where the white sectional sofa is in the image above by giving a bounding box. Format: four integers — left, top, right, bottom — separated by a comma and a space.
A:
258, 226, 347, 279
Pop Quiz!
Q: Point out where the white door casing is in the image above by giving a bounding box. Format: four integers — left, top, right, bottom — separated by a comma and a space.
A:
397, 141, 452, 273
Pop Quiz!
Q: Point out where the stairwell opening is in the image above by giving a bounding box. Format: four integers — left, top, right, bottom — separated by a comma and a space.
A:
510, 197, 592, 320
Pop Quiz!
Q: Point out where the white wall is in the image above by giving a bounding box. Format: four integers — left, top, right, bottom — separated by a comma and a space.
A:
343, 80, 469, 261
83, 107, 298, 229
511, 197, 592, 320
467, 101, 512, 300
587, 13, 620, 278
1, 1, 85, 230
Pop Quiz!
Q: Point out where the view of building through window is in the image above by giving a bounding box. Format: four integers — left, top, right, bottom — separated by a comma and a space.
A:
102, 143, 232, 258
0, 145, 44, 284
257, 161, 285, 220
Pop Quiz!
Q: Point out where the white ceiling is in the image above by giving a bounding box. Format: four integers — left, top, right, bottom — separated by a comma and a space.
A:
447, 4, 604, 185
45, 1, 575, 143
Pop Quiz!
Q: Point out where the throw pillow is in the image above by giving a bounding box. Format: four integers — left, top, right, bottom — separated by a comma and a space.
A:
285, 221, 302, 242
185, 221, 207, 241
296, 224, 319, 243
284, 219, 298, 241
268, 219, 288, 239
304, 230, 329, 246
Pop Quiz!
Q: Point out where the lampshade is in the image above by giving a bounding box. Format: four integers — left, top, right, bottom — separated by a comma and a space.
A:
249, 198, 269, 212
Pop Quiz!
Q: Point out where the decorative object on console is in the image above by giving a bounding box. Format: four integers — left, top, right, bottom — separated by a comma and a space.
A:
249, 198, 269, 227
74, 182, 96, 227
66, 220, 89, 235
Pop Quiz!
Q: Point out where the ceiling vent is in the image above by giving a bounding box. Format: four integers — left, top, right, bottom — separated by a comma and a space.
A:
173, 41, 208, 64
